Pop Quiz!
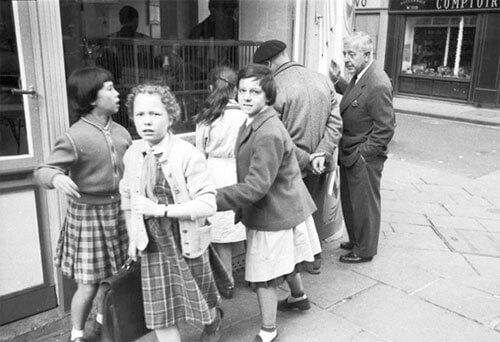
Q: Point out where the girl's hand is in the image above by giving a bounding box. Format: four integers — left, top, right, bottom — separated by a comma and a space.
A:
128, 240, 138, 261
132, 195, 167, 217
52, 174, 81, 198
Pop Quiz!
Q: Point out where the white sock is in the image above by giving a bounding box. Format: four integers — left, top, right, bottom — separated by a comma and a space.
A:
288, 294, 307, 303
96, 313, 103, 324
258, 328, 277, 342
70, 328, 84, 341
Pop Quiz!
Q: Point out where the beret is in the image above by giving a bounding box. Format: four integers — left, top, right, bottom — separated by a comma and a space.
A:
253, 40, 287, 64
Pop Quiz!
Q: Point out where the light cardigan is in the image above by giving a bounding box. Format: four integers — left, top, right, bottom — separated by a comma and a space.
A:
120, 133, 216, 259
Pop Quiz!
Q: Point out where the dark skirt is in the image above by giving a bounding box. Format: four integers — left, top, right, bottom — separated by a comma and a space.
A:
54, 200, 129, 284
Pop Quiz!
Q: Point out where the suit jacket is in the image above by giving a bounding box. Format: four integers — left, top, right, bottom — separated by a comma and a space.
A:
216, 106, 316, 231
339, 62, 395, 167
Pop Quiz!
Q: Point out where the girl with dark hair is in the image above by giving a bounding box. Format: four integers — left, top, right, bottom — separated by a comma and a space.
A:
216, 65, 317, 342
34, 67, 131, 342
195, 66, 246, 297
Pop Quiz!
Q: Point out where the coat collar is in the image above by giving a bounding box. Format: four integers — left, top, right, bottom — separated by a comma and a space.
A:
274, 61, 304, 77
235, 106, 277, 149
340, 62, 377, 114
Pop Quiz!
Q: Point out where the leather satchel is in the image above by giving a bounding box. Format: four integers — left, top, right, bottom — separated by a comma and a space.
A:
100, 259, 151, 342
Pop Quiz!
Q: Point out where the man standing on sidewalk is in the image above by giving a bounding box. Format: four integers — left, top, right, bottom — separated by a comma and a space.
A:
253, 40, 343, 273
338, 31, 395, 263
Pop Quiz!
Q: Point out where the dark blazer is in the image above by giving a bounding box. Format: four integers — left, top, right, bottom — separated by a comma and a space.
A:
339, 62, 395, 167
216, 106, 316, 231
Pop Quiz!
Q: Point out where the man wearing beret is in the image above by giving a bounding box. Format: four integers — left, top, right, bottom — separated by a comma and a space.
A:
253, 40, 343, 274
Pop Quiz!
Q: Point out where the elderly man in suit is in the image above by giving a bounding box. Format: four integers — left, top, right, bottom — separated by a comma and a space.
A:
338, 31, 395, 263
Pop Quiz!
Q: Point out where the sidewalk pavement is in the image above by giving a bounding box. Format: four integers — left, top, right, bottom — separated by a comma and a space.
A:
7, 96, 500, 342
394, 95, 500, 126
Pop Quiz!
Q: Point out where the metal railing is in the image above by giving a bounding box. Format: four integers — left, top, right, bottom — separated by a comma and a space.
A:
88, 38, 259, 134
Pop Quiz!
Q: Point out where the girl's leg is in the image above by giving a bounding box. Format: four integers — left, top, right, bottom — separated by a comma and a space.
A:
70, 283, 98, 340
255, 286, 278, 342
278, 273, 310, 311
156, 326, 181, 342
213, 243, 233, 283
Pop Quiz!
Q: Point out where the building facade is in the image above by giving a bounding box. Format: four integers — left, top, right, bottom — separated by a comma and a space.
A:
384, 0, 500, 107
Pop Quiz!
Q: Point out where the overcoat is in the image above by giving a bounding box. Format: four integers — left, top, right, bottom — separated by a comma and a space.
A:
216, 106, 316, 231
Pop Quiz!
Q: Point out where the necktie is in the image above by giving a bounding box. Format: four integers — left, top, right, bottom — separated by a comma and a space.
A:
344, 73, 358, 95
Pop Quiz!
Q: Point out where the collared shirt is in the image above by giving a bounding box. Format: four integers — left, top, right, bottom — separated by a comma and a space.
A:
355, 60, 374, 84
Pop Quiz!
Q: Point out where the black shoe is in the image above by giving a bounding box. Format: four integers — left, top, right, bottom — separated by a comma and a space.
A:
277, 297, 310, 311
200, 308, 223, 342
340, 241, 354, 250
220, 285, 234, 299
339, 252, 373, 264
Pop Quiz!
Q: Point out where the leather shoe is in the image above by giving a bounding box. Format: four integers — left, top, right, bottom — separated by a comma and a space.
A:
340, 241, 354, 250
200, 307, 223, 342
339, 252, 373, 264
277, 297, 310, 311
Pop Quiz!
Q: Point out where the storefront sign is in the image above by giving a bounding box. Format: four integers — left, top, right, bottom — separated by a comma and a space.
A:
390, 0, 500, 11
355, 0, 387, 9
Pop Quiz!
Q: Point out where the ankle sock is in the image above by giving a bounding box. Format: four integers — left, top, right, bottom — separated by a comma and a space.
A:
70, 328, 84, 341
288, 294, 307, 303
258, 327, 277, 342
96, 313, 103, 325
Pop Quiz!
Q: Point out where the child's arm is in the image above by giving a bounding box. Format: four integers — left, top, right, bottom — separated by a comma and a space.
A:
34, 133, 80, 198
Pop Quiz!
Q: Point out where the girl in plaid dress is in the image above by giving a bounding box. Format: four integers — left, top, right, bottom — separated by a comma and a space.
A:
34, 67, 131, 342
121, 84, 227, 342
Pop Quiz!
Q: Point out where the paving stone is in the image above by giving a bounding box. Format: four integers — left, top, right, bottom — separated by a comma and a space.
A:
478, 219, 500, 233
393, 190, 452, 204
337, 330, 390, 342
379, 229, 449, 252
350, 248, 439, 293
380, 247, 478, 280
299, 259, 378, 310
427, 215, 486, 231
414, 278, 500, 325
413, 183, 470, 195
383, 200, 449, 215
390, 223, 435, 235
444, 204, 500, 220
465, 255, 500, 278
332, 284, 500, 342
382, 211, 429, 225
435, 227, 500, 256
448, 194, 493, 207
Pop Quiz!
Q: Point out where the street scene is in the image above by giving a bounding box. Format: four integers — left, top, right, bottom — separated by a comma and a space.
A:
24, 106, 500, 342
1, 1, 500, 342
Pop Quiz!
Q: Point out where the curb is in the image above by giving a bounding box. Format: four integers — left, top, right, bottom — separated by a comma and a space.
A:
395, 108, 500, 127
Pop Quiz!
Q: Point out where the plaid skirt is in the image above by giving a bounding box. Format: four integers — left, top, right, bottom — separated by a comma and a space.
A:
140, 162, 221, 330
54, 200, 128, 284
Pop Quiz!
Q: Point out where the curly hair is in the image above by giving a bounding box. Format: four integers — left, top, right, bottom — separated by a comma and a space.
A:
125, 83, 181, 125
195, 66, 237, 125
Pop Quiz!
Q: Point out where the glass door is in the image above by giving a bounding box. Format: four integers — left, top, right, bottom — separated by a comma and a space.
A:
0, 0, 56, 325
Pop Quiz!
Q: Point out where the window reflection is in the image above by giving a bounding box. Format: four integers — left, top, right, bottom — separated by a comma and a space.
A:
0, 0, 28, 156
59, 0, 256, 135
401, 16, 476, 79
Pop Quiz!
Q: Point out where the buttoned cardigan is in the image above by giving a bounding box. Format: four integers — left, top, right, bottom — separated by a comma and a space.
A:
120, 134, 216, 259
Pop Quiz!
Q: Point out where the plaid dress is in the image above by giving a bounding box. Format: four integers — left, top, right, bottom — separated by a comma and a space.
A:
54, 200, 129, 284
141, 158, 221, 330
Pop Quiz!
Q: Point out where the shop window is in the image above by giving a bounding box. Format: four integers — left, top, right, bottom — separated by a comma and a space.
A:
401, 15, 476, 80
58, 0, 295, 135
